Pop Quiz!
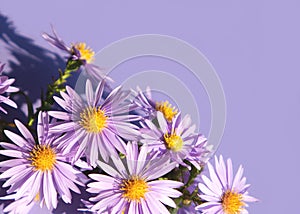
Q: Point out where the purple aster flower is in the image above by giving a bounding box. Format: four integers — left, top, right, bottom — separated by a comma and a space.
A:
141, 112, 208, 170
132, 87, 178, 122
42, 27, 111, 82
0, 112, 86, 210
0, 62, 19, 114
48, 79, 140, 167
196, 155, 258, 214
84, 142, 183, 214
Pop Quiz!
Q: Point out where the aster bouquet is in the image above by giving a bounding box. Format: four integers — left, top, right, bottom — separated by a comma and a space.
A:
0, 27, 258, 214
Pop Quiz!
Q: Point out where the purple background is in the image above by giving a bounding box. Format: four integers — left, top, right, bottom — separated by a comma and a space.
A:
1, 1, 300, 213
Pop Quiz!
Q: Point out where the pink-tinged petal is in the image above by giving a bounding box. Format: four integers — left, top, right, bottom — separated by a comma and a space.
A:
15, 170, 37, 200
4, 130, 28, 148
0, 149, 23, 158
181, 124, 196, 139
157, 112, 168, 133
48, 111, 71, 121
216, 155, 227, 189
149, 191, 177, 208
227, 158, 233, 189
37, 111, 50, 145
0, 164, 28, 179
7, 86, 19, 93
52, 169, 72, 203
85, 79, 94, 106
144, 193, 165, 214
243, 194, 259, 202
55, 161, 78, 182
126, 142, 138, 175
53, 96, 67, 110
97, 134, 109, 163
149, 186, 182, 198
136, 145, 148, 175
111, 122, 140, 140
110, 198, 127, 214
144, 162, 177, 180
207, 162, 223, 191
111, 115, 142, 122
62, 130, 84, 154
97, 161, 121, 178
128, 201, 135, 214
201, 174, 222, 197
89, 174, 116, 183
0, 159, 26, 168
198, 182, 219, 198
43, 171, 51, 209
47, 171, 58, 208
2, 97, 17, 108
91, 193, 122, 212
89, 135, 98, 167
50, 121, 76, 133
14, 120, 35, 144
101, 85, 122, 108
57, 169, 81, 194
199, 194, 220, 202
110, 155, 127, 178
140, 198, 151, 214
232, 165, 244, 190
146, 193, 170, 214
148, 180, 183, 189
94, 80, 105, 105
195, 201, 221, 210
0, 142, 19, 150
102, 129, 126, 155
28, 171, 42, 202
2, 166, 32, 188
176, 114, 191, 135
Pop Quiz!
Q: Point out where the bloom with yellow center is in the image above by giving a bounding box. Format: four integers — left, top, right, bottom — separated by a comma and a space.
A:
222, 190, 245, 214
140, 112, 207, 170
86, 142, 183, 213
120, 177, 148, 202
164, 132, 184, 152
196, 156, 258, 213
29, 145, 56, 171
156, 101, 178, 122
43, 28, 110, 82
0, 113, 86, 210
49, 79, 140, 167
73, 42, 95, 63
79, 107, 107, 133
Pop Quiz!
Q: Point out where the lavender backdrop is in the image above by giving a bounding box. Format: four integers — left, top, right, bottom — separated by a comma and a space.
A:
1, 1, 300, 213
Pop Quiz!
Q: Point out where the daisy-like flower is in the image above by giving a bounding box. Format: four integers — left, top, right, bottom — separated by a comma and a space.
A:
85, 142, 183, 214
196, 155, 258, 214
141, 112, 208, 170
133, 87, 178, 122
0, 62, 19, 114
0, 112, 86, 210
42, 26, 111, 82
49, 79, 140, 167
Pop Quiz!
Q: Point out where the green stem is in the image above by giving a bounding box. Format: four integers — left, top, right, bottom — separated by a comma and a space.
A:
29, 59, 82, 126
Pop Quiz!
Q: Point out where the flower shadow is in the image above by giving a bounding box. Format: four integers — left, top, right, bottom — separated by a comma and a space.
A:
0, 13, 79, 124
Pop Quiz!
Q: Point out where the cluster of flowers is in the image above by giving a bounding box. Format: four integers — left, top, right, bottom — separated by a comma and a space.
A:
0, 28, 257, 214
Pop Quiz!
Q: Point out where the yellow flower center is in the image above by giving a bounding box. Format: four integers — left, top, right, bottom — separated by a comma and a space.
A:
29, 145, 56, 171
120, 177, 148, 202
155, 101, 178, 122
34, 193, 40, 202
164, 133, 183, 152
221, 190, 245, 214
74, 42, 95, 63
79, 107, 107, 133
